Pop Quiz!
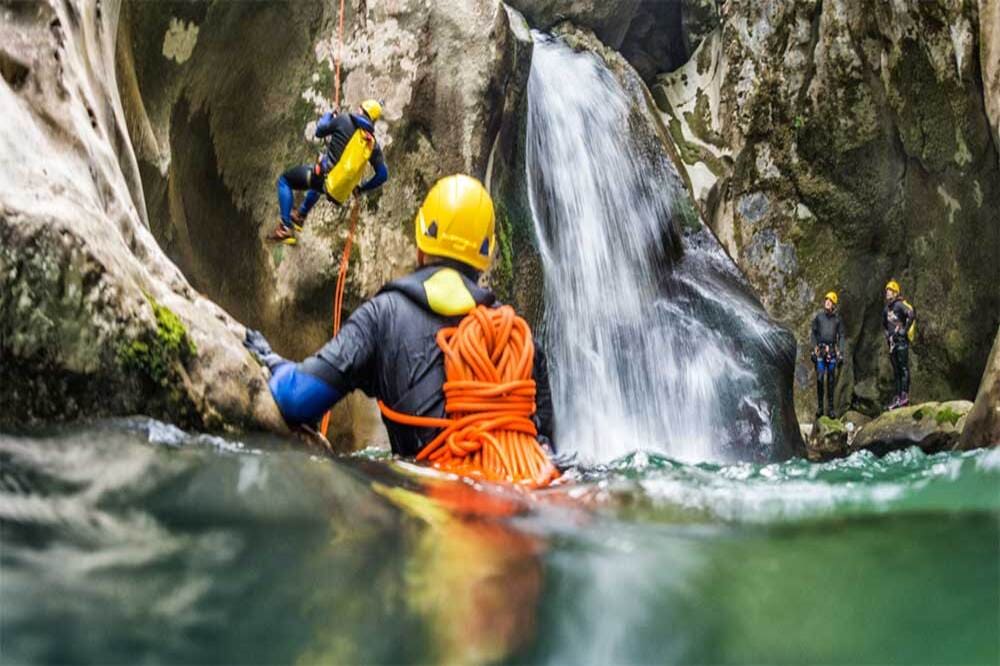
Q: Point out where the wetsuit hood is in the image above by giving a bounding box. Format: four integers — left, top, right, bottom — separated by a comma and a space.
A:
379, 260, 495, 317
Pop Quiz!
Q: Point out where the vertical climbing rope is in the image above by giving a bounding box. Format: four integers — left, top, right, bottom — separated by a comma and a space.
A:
320, 0, 354, 438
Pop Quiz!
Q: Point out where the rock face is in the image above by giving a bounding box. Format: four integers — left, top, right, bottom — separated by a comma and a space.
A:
652, 0, 1000, 422
959, 327, 1000, 449
114, 0, 531, 447
0, 0, 284, 431
117, 0, 527, 360
982, 0, 1000, 155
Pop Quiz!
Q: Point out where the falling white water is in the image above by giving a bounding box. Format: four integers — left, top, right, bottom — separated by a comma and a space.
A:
526, 35, 789, 463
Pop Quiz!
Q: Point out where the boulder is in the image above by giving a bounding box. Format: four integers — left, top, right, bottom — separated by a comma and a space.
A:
958, 327, 1000, 449
806, 416, 849, 461
0, 0, 284, 432
849, 401, 974, 456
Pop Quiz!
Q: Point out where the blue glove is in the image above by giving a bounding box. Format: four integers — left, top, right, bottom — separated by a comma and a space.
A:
244, 329, 285, 371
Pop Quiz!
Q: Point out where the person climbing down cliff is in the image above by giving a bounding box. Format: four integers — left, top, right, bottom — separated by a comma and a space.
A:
882, 279, 916, 410
246, 174, 556, 463
810, 291, 845, 419
268, 99, 389, 245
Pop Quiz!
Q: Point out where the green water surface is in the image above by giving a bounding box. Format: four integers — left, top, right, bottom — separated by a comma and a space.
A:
1, 419, 997, 664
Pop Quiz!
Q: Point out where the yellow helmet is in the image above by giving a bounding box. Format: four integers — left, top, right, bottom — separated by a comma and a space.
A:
824, 291, 838, 305
360, 99, 382, 122
885, 279, 901, 294
415, 174, 495, 271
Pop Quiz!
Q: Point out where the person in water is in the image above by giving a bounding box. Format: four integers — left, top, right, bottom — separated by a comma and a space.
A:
269, 99, 389, 245
810, 291, 845, 419
882, 279, 915, 410
246, 174, 555, 455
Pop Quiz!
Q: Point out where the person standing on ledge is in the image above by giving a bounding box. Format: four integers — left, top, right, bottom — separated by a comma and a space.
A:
810, 291, 845, 419
882, 279, 916, 410
268, 99, 389, 245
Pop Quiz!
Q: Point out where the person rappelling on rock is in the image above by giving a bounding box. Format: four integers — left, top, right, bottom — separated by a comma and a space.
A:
247, 175, 558, 486
810, 291, 845, 419
882, 279, 916, 410
268, 99, 389, 245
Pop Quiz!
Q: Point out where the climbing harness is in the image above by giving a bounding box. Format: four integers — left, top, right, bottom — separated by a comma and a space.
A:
378, 305, 560, 488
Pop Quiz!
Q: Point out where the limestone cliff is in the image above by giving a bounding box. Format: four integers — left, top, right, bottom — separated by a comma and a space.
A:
652, 0, 1000, 420
0, 0, 283, 431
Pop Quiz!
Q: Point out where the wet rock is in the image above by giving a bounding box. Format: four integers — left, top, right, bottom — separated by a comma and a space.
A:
958, 327, 1000, 450
505, 0, 642, 49
651, 0, 1000, 423
849, 401, 974, 456
0, 0, 285, 432
806, 416, 849, 461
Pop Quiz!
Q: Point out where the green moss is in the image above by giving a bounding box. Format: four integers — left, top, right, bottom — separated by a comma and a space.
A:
686, 92, 725, 148
674, 196, 701, 235
934, 405, 961, 427
668, 117, 700, 165
492, 204, 515, 303
818, 415, 847, 432
119, 297, 197, 386
912, 408, 925, 421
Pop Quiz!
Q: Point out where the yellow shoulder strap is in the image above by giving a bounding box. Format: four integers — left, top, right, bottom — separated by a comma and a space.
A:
423, 268, 476, 316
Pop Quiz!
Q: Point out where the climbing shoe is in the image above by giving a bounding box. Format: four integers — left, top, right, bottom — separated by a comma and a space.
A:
267, 224, 297, 246
886, 394, 900, 411
290, 209, 306, 233
897, 392, 910, 408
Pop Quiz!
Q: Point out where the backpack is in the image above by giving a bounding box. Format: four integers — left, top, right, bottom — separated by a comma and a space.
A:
324, 128, 375, 204
902, 300, 917, 343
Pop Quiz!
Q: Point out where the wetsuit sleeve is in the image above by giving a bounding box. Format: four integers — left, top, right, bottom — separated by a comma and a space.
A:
315, 112, 338, 139
836, 315, 845, 354
810, 314, 820, 348
532, 342, 556, 451
300, 297, 382, 396
268, 361, 343, 425
359, 143, 388, 191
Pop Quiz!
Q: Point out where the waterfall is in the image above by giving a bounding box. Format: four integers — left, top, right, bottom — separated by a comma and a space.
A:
525, 34, 797, 463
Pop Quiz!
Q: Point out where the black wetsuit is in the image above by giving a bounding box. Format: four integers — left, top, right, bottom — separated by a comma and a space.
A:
810, 308, 845, 416
277, 112, 388, 225
267, 261, 555, 456
882, 297, 915, 397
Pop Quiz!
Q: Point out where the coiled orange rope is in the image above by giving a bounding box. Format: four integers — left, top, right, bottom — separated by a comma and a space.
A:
378, 305, 560, 488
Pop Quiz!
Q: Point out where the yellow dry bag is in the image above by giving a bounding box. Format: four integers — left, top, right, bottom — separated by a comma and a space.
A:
903, 300, 917, 343
324, 129, 375, 204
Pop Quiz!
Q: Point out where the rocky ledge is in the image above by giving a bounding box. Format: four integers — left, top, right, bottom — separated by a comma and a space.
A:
806, 401, 974, 461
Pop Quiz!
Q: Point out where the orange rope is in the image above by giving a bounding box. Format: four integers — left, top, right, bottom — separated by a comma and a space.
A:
378, 305, 560, 488
319, 0, 353, 438
319, 198, 359, 436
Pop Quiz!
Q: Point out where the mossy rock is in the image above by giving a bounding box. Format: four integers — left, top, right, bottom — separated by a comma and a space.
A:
850, 400, 973, 456
118, 296, 197, 386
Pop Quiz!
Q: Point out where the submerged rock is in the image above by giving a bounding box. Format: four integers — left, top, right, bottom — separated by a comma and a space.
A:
849, 401, 974, 456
